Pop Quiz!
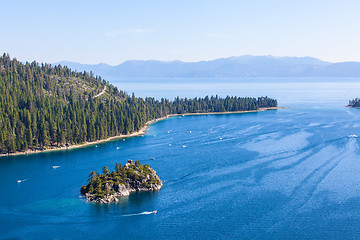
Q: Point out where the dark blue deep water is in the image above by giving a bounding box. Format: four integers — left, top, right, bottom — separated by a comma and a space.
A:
2, 78, 360, 239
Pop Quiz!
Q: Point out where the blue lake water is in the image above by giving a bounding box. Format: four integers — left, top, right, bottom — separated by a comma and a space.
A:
2, 78, 360, 239
112, 77, 360, 107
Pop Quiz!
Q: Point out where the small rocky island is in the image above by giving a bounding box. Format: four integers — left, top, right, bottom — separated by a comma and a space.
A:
80, 160, 163, 203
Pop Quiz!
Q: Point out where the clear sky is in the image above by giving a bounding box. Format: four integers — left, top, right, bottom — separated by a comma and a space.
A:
1, 0, 360, 65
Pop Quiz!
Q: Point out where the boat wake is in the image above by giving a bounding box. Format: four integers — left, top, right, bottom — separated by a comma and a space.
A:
122, 210, 157, 217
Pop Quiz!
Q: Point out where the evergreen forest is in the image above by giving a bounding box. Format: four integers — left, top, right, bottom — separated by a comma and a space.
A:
0, 53, 277, 154
80, 160, 161, 199
348, 98, 360, 108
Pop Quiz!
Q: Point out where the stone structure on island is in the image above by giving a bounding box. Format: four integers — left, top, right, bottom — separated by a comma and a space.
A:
81, 160, 162, 203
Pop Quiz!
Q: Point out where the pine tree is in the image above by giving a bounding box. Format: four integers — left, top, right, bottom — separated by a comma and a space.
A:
102, 166, 110, 175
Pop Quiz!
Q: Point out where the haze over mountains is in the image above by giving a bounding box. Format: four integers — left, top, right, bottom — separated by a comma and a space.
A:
56, 55, 360, 79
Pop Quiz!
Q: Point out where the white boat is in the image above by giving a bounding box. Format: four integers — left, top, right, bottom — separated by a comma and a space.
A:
182, 145, 187, 148
348, 134, 358, 138
52, 165, 60, 169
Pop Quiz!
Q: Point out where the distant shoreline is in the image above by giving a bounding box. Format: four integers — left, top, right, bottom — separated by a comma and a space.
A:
0, 107, 280, 157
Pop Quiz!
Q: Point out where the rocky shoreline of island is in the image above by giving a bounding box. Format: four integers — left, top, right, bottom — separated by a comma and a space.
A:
81, 160, 163, 203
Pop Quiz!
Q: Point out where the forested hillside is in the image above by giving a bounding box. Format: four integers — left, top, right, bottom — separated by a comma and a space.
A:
0, 53, 277, 154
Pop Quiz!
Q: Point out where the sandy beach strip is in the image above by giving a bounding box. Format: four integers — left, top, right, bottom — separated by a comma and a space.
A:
0, 107, 281, 157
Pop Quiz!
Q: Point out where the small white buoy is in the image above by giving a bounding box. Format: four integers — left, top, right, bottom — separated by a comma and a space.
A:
169, 144, 172, 146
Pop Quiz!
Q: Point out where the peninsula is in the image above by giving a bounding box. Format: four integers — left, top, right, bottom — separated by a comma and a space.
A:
80, 160, 162, 203
0, 53, 278, 156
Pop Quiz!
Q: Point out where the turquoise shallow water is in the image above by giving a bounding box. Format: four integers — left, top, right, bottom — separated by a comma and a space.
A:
2, 78, 360, 239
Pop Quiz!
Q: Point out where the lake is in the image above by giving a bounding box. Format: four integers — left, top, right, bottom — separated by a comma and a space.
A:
2, 78, 360, 239
111, 77, 360, 107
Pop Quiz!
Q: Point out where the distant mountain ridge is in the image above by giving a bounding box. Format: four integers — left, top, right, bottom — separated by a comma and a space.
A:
55, 55, 360, 79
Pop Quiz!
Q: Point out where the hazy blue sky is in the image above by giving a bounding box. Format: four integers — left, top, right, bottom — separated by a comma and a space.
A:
1, 0, 360, 65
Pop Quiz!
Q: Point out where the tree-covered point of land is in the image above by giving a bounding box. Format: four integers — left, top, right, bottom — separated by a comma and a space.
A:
348, 98, 360, 108
0, 53, 277, 154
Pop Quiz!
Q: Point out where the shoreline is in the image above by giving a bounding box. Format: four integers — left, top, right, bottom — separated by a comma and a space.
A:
0, 107, 281, 157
